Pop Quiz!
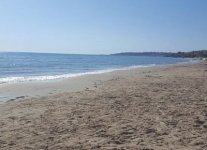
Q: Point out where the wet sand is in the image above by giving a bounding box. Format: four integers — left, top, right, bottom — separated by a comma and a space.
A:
0, 62, 207, 150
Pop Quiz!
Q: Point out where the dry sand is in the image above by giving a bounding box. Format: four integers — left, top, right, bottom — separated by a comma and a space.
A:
0, 62, 207, 150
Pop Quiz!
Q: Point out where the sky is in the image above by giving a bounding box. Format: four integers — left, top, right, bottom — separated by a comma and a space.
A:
0, 0, 207, 54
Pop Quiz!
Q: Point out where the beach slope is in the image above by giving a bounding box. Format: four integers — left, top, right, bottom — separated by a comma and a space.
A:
0, 63, 207, 150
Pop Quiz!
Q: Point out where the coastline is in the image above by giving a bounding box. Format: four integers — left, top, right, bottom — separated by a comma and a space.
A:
0, 62, 206, 149
0, 64, 158, 103
0, 60, 196, 103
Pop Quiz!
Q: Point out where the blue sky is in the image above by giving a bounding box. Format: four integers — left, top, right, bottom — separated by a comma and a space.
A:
0, 0, 206, 54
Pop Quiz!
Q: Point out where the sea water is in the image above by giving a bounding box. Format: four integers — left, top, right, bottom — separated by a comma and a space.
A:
0, 52, 189, 84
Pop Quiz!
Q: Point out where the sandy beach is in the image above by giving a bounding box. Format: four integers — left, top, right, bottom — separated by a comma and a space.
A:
0, 62, 207, 150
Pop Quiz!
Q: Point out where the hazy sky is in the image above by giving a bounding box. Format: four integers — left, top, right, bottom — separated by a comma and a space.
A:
0, 0, 207, 54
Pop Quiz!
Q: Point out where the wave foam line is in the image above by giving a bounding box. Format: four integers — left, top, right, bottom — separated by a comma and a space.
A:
0, 64, 156, 84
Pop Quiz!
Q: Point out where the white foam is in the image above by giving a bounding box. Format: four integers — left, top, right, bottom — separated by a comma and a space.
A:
0, 64, 156, 84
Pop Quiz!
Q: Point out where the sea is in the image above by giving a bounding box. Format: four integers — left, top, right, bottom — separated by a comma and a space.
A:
0, 52, 191, 84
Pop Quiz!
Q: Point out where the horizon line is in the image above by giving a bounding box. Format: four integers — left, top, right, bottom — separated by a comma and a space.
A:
0, 49, 206, 55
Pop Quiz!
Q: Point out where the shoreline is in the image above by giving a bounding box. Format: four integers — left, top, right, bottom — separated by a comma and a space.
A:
0, 64, 160, 103
0, 64, 157, 85
0, 60, 193, 85
0, 60, 197, 103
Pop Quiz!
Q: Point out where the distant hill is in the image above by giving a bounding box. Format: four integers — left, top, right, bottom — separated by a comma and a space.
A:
111, 50, 207, 58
